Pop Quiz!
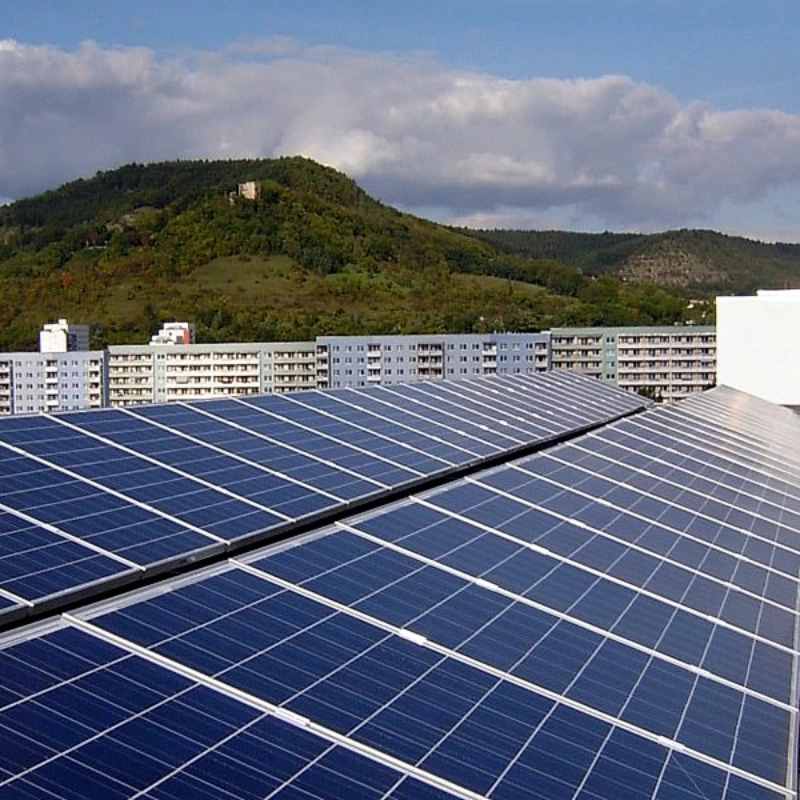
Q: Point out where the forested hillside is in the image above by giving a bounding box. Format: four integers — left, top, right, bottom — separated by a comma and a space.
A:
1, 157, 791, 350
470, 228, 800, 291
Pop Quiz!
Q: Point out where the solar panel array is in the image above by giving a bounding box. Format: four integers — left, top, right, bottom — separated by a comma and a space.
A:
2, 378, 799, 799
0, 372, 643, 626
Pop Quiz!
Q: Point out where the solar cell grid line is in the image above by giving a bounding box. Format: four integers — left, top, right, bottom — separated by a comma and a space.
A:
629, 410, 800, 488
236, 556, 794, 792
641, 398, 800, 462
458, 469, 799, 651
486, 466, 800, 647
540, 442, 800, 555
504, 454, 800, 582
519, 370, 647, 418
100, 405, 394, 502
397, 380, 564, 439
582, 426, 800, 520
369, 381, 545, 449
0, 623, 463, 800
356, 382, 545, 454
466, 454, 800, 605
235, 392, 479, 471
593, 423, 800, 522
190, 393, 465, 477
0, 442, 224, 571
530, 369, 647, 416
530, 446, 800, 559
79, 563, 790, 797
54, 408, 363, 520
367, 383, 531, 449
356, 488, 800, 681
659, 404, 800, 473
559, 439, 800, 544
394, 374, 624, 436
400, 374, 636, 440
678, 389, 800, 447
685, 395, 800, 442
128, 401, 423, 494
0, 415, 292, 544
304, 521, 791, 712
331, 511, 795, 707
273, 390, 495, 461
427, 476, 800, 645
0, 501, 140, 603
219, 561, 792, 793
60, 615, 485, 800
474, 461, 800, 606
73, 571, 549, 799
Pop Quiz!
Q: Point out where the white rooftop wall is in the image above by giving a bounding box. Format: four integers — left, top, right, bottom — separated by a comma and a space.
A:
39, 319, 90, 352
716, 289, 800, 405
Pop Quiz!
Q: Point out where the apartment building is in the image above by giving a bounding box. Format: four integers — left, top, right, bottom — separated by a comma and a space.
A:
551, 325, 716, 402
0, 319, 105, 416
107, 340, 318, 406
0, 351, 106, 415
0, 321, 718, 414
39, 318, 90, 353
317, 332, 551, 389
150, 321, 195, 345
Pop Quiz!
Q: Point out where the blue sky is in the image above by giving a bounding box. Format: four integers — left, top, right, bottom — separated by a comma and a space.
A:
2, 1, 800, 240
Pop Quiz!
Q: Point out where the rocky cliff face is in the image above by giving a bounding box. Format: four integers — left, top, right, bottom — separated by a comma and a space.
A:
616, 248, 730, 287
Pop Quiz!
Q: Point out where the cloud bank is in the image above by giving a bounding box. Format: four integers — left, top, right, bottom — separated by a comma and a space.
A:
2, 38, 800, 236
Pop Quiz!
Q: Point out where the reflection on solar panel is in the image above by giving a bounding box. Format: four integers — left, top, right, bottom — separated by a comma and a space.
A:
1, 380, 797, 799
0, 374, 642, 626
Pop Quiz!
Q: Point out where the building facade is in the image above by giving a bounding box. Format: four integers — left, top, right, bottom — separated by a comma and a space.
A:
107, 340, 319, 406
318, 332, 551, 389
0, 319, 104, 415
0, 322, 719, 415
0, 351, 106, 415
551, 325, 716, 402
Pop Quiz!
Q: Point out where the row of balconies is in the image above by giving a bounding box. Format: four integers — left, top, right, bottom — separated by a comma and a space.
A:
617, 362, 715, 371
272, 375, 317, 384
552, 337, 603, 347
273, 353, 315, 362
109, 366, 152, 374
552, 363, 603, 373
618, 376, 713, 386
617, 349, 715, 358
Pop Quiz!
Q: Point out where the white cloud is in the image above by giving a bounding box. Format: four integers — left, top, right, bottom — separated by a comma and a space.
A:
2, 38, 800, 237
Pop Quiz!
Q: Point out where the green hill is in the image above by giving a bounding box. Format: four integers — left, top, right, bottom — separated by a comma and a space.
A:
1, 157, 793, 350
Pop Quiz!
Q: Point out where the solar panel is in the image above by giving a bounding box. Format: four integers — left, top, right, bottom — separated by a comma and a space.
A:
17, 549, 782, 799
0, 373, 641, 626
0, 622, 460, 799
1, 383, 795, 799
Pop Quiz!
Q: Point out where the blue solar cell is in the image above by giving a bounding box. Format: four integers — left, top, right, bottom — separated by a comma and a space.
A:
733, 696, 792, 785
577, 727, 666, 800
678, 680, 742, 763
366, 385, 526, 450
657, 751, 728, 800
